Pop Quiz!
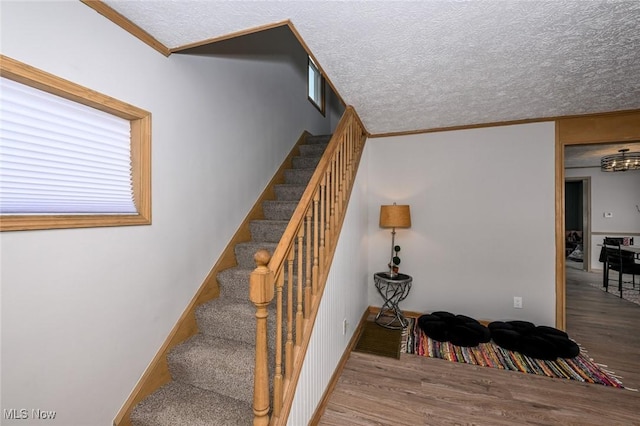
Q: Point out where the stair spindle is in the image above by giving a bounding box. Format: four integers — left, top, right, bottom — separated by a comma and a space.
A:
305, 207, 312, 317
273, 272, 284, 417
313, 191, 319, 295
286, 247, 294, 380
296, 226, 304, 346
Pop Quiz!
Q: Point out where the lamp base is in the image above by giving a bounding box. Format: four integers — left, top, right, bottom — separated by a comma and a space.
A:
388, 264, 398, 278
387, 228, 398, 278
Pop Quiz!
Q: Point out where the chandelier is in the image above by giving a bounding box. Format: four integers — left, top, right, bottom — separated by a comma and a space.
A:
601, 149, 640, 172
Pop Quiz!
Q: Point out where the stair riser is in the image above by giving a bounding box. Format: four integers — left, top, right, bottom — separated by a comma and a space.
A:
217, 269, 251, 301
305, 135, 332, 144
292, 155, 321, 169
235, 240, 312, 271
167, 337, 256, 404
250, 220, 288, 243
217, 266, 307, 302
196, 300, 280, 345
196, 305, 257, 345
298, 144, 327, 157
274, 184, 306, 201
263, 201, 298, 220
284, 168, 315, 185
235, 243, 278, 269
130, 381, 253, 426
195, 302, 298, 380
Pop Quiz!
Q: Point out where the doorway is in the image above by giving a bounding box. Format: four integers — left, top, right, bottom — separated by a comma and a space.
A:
564, 177, 590, 271
555, 110, 640, 330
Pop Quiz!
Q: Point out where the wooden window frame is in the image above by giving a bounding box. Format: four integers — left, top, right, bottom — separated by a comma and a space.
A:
307, 56, 325, 115
0, 55, 151, 231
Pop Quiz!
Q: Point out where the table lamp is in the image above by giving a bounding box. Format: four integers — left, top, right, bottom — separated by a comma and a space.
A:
379, 203, 411, 277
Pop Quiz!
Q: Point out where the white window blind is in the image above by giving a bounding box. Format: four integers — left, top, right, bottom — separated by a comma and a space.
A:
0, 77, 136, 214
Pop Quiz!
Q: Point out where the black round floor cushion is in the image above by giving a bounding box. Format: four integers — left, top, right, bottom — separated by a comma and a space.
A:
417, 311, 490, 347
488, 321, 579, 360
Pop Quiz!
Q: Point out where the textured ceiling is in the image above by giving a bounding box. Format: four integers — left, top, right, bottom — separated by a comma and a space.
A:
102, 0, 640, 135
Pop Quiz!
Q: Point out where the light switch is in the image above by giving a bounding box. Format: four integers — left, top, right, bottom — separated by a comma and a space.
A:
604, 212, 613, 218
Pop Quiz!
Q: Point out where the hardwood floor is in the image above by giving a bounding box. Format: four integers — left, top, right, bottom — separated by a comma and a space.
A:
565, 263, 640, 391
317, 265, 640, 425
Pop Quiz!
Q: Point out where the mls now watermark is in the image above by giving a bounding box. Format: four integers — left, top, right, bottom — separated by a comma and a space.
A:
4, 408, 57, 420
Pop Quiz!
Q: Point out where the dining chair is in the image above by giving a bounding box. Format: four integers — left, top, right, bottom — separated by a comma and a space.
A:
599, 238, 640, 297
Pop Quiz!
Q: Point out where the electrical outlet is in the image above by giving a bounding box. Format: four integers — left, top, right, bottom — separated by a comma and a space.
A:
342, 318, 348, 335
513, 296, 523, 309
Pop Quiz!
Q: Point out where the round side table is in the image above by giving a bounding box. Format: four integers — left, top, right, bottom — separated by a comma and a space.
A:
373, 272, 412, 329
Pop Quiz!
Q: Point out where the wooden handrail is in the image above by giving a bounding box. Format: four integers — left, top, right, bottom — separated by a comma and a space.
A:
249, 106, 367, 425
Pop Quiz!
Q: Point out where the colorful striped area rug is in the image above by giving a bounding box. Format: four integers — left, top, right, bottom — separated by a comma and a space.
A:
402, 318, 624, 389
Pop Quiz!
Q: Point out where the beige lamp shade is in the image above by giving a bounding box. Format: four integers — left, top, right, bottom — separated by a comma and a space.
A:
379, 204, 411, 228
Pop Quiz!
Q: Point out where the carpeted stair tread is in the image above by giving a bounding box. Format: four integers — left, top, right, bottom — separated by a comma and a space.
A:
130, 381, 252, 426
249, 219, 289, 242
274, 184, 307, 201
167, 334, 255, 403
284, 168, 316, 185
234, 241, 278, 269
262, 200, 299, 220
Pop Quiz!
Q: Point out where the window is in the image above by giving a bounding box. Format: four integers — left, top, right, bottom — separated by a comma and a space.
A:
307, 56, 325, 114
0, 55, 151, 231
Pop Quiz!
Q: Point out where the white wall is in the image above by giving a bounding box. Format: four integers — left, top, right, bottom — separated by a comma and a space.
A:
288, 148, 369, 425
0, 2, 333, 425
366, 122, 557, 326
565, 167, 640, 271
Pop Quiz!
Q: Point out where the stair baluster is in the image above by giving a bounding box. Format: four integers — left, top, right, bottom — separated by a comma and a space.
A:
273, 271, 284, 418
305, 209, 312, 317
285, 247, 294, 381
312, 192, 319, 296
296, 226, 304, 345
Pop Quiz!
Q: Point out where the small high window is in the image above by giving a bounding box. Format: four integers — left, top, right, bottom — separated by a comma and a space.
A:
0, 55, 151, 231
307, 56, 325, 115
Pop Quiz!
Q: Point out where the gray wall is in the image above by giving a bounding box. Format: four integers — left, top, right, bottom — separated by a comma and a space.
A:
366, 122, 557, 326
1, 2, 334, 425
181, 25, 345, 131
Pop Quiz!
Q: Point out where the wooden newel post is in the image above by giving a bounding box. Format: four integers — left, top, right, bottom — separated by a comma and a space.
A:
250, 249, 275, 426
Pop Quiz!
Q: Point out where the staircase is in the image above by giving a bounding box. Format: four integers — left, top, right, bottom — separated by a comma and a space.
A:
130, 134, 331, 426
